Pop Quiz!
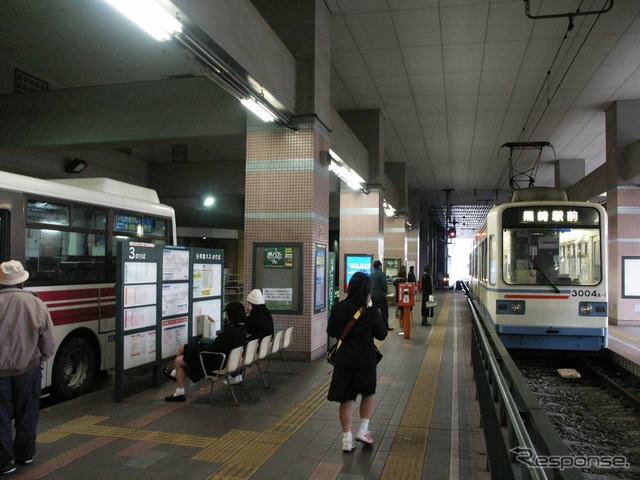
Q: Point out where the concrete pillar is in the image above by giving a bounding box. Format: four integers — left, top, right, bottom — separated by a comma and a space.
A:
338, 110, 384, 183
407, 227, 419, 273
555, 159, 585, 190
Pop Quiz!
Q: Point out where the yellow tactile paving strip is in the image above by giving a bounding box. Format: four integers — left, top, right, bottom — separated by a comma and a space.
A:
35, 301, 449, 479
37, 376, 332, 480
380, 295, 449, 480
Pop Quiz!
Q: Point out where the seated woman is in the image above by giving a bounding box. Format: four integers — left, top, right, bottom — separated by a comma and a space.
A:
164, 302, 247, 402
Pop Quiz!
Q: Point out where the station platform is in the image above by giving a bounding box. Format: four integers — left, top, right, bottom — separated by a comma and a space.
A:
15, 290, 489, 480
608, 324, 640, 377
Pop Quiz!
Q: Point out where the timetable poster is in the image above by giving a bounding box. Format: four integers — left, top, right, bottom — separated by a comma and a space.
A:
161, 316, 188, 359
162, 247, 190, 281
115, 241, 162, 376
123, 330, 156, 369
191, 248, 224, 339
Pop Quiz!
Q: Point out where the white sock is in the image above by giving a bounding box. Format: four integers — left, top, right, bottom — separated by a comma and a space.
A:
342, 431, 353, 441
174, 387, 185, 396
359, 418, 370, 434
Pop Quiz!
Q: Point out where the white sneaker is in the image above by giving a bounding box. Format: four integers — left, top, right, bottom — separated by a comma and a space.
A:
342, 437, 356, 452
355, 431, 373, 445
223, 374, 243, 385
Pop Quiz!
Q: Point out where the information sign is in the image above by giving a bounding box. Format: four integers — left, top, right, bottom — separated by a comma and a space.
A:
114, 241, 224, 402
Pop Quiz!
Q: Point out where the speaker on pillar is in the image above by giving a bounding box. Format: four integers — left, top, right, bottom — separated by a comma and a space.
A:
319, 150, 331, 166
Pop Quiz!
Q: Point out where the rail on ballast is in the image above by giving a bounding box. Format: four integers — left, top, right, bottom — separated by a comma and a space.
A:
462, 282, 586, 480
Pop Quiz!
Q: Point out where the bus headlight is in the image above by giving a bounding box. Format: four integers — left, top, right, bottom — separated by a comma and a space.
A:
496, 300, 525, 315
578, 302, 607, 317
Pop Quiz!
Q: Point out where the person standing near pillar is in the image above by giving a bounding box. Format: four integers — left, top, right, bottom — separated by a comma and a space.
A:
327, 271, 387, 452
421, 265, 434, 326
0, 260, 55, 474
370, 260, 391, 331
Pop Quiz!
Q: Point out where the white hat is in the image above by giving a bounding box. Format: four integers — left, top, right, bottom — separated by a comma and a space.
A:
247, 289, 265, 305
0, 260, 29, 285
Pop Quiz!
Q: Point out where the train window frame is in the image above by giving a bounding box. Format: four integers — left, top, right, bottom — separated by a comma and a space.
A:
502, 226, 602, 287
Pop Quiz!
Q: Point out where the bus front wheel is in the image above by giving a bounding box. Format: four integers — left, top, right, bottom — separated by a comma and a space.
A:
52, 337, 96, 400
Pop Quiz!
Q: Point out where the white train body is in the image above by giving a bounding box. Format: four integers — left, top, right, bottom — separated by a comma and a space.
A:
469, 190, 608, 351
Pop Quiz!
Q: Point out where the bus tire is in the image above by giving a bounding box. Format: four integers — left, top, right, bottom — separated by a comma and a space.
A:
52, 337, 96, 400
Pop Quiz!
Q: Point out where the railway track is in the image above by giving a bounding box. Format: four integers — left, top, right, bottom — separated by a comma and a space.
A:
513, 353, 640, 479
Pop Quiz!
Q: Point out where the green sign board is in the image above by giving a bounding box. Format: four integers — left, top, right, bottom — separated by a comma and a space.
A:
263, 246, 294, 268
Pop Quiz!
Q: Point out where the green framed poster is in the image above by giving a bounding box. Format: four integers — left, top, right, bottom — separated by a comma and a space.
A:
253, 243, 303, 314
263, 246, 294, 268
385, 258, 401, 278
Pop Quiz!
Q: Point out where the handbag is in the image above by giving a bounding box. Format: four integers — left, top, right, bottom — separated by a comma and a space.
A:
326, 307, 363, 365
374, 345, 383, 364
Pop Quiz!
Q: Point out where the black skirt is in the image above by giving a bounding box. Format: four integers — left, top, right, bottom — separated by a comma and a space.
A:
327, 364, 377, 402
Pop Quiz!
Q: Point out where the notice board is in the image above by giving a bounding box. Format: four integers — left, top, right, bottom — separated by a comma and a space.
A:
114, 240, 224, 401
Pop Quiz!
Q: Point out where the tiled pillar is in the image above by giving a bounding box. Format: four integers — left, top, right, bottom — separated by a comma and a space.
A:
605, 101, 640, 325
384, 216, 406, 267
338, 189, 384, 299
244, 120, 330, 359
607, 187, 640, 325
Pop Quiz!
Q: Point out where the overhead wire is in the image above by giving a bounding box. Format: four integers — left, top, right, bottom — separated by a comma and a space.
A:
495, 0, 610, 191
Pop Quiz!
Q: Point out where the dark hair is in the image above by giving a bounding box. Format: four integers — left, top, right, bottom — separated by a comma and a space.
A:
373, 260, 382, 269
347, 271, 371, 307
224, 302, 245, 325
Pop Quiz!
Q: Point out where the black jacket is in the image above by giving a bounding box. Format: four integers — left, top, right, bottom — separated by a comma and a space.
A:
327, 299, 387, 369
185, 322, 247, 381
246, 305, 274, 341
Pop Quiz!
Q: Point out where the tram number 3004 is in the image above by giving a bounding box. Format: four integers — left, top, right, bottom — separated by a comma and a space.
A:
570, 290, 605, 298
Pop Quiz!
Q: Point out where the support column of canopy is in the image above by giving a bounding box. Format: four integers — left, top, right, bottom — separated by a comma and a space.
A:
244, 119, 330, 359
338, 189, 384, 299
604, 101, 640, 326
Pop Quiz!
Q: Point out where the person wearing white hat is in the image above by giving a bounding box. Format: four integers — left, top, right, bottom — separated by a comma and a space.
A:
0, 260, 55, 474
224, 289, 274, 386
245, 289, 273, 342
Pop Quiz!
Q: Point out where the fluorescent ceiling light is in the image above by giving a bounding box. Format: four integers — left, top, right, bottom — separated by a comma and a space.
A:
203, 196, 215, 207
105, 0, 182, 41
329, 160, 364, 191
241, 98, 277, 122
383, 200, 396, 217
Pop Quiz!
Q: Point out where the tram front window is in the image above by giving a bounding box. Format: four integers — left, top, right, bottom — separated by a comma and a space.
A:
503, 227, 601, 286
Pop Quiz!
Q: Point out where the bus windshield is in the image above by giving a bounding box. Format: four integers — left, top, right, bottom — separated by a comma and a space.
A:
502, 227, 602, 286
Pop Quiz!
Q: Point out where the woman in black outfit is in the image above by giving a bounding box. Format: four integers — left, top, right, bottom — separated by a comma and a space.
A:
327, 271, 387, 452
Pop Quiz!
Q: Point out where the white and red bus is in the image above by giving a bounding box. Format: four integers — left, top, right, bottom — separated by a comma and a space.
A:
0, 170, 176, 399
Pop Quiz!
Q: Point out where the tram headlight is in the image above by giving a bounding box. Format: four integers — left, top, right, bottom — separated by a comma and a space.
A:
579, 303, 592, 315
496, 300, 525, 315
578, 301, 607, 317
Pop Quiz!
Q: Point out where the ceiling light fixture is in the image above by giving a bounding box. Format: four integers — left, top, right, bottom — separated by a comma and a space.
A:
383, 200, 396, 217
203, 196, 215, 207
105, 0, 182, 41
240, 98, 277, 122
328, 149, 365, 191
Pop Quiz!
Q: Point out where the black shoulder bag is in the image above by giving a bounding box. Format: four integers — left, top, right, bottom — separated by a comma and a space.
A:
326, 307, 383, 365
